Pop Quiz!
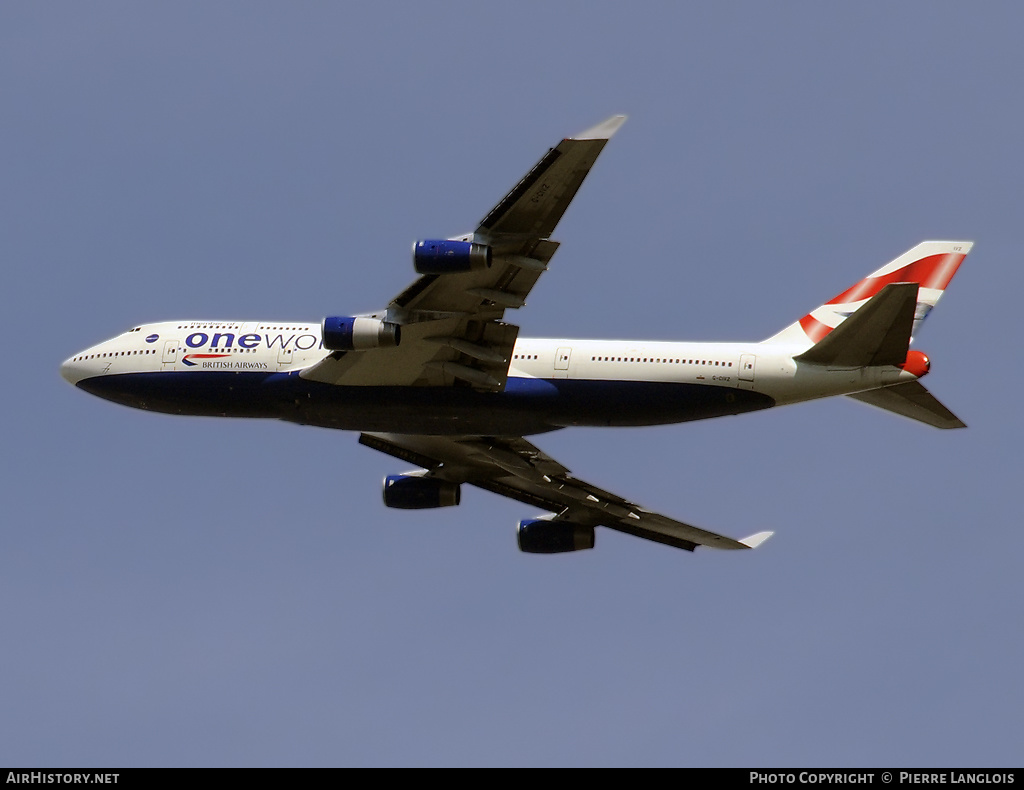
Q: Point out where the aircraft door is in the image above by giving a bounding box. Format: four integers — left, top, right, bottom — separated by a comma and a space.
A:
554, 346, 572, 378
277, 346, 293, 370
738, 354, 756, 390
162, 340, 179, 369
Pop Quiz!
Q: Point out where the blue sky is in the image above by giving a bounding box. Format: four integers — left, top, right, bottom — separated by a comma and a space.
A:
3, 2, 1022, 767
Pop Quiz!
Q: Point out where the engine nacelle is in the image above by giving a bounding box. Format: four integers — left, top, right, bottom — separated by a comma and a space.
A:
383, 475, 461, 509
517, 519, 595, 554
322, 316, 401, 351
413, 240, 492, 274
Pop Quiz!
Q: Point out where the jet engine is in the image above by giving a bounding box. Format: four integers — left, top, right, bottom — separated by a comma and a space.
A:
517, 519, 596, 554
413, 240, 492, 274
322, 316, 401, 351
383, 475, 461, 509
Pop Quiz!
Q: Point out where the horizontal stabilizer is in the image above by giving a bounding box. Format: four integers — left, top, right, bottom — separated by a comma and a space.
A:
796, 282, 918, 367
847, 381, 966, 429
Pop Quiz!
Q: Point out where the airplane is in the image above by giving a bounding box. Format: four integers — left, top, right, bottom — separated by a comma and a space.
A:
60, 115, 972, 555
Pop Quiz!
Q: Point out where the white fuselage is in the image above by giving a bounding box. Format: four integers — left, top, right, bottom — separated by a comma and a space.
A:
61, 320, 923, 437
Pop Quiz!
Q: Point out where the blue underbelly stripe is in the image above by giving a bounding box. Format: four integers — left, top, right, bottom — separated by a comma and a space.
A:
76, 371, 775, 434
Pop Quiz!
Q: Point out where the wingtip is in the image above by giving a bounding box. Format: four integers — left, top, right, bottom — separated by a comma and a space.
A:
739, 531, 774, 549
573, 114, 627, 141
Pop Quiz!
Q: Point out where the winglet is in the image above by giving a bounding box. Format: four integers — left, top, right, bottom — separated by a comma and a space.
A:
574, 115, 627, 141
739, 531, 774, 549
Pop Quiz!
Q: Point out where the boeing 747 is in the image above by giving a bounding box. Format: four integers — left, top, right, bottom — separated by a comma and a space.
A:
61, 116, 970, 554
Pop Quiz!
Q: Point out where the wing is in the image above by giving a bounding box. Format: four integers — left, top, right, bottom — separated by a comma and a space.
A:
301, 116, 627, 391
359, 432, 773, 553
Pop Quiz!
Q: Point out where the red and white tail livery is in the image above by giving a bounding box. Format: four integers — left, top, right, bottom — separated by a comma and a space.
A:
767, 241, 971, 348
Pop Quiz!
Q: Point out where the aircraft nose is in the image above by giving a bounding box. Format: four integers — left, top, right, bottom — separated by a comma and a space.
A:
60, 353, 84, 385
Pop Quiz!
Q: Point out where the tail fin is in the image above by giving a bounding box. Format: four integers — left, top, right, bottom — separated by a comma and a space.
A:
765, 241, 972, 349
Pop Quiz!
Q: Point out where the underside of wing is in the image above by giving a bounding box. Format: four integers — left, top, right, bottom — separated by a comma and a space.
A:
360, 432, 772, 554
392, 114, 627, 317
302, 116, 626, 392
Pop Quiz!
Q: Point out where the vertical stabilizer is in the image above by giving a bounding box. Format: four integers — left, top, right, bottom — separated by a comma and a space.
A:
765, 241, 972, 350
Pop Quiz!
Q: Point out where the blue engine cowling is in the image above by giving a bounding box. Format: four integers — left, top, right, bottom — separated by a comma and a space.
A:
383, 475, 461, 509
413, 240, 492, 274
517, 519, 596, 554
322, 316, 401, 351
